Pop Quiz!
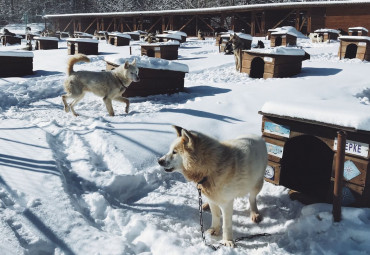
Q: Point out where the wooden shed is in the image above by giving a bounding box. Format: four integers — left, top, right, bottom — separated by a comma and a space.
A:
125, 31, 140, 40
165, 31, 187, 43
348, 27, 368, 36
259, 102, 370, 206
0, 51, 33, 77
1, 35, 22, 46
34, 36, 59, 50
74, 32, 94, 38
338, 36, 370, 61
270, 31, 297, 47
107, 33, 131, 46
314, 29, 340, 42
156, 33, 183, 43
105, 56, 188, 97
241, 47, 306, 79
67, 38, 99, 55
141, 42, 180, 60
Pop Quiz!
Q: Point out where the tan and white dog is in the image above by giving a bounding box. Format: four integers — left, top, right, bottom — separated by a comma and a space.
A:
158, 126, 268, 247
62, 54, 139, 117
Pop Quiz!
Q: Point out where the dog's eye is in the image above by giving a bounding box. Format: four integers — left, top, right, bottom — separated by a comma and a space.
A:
172, 150, 177, 154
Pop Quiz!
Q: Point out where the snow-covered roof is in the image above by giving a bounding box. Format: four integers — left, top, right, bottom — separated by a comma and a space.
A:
236, 32, 253, 41
105, 55, 189, 73
271, 31, 297, 37
349, 27, 369, 32
261, 101, 370, 132
66, 38, 99, 43
314, 28, 341, 34
108, 32, 131, 39
339, 36, 370, 41
44, 1, 370, 19
167, 30, 187, 37
141, 40, 180, 46
156, 33, 182, 41
125, 31, 140, 35
272, 26, 307, 38
34, 36, 59, 41
0, 50, 34, 57
246, 47, 306, 56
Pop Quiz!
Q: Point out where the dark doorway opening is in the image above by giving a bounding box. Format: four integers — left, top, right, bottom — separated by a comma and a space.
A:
275, 36, 282, 46
147, 49, 155, 57
69, 43, 75, 55
250, 57, 264, 78
280, 135, 334, 199
344, 43, 358, 59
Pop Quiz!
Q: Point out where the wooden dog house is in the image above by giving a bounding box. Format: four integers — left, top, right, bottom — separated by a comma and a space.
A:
216, 32, 230, 46
241, 47, 306, 79
67, 38, 99, 55
125, 32, 140, 41
259, 102, 370, 206
107, 33, 131, 46
338, 36, 370, 61
348, 27, 368, 36
1, 35, 22, 46
314, 29, 340, 42
34, 37, 59, 50
156, 33, 183, 43
141, 42, 180, 60
0, 51, 33, 77
219, 34, 232, 52
74, 32, 94, 38
164, 31, 187, 43
270, 31, 297, 47
105, 56, 188, 97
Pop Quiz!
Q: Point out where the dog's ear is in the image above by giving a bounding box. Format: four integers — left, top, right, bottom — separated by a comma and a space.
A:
131, 58, 137, 66
181, 129, 195, 149
172, 125, 183, 137
124, 61, 129, 69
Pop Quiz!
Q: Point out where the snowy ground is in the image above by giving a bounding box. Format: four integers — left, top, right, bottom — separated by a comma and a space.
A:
1, 26, 370, 255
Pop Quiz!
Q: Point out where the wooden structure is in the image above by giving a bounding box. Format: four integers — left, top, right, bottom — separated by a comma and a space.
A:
241, 47, 306, 79
156, 33, 182, 43
349, 27, 368, 36
67, 38, 99, 55
1, 35, 21, 46
338, 36, 370, 61
105, 57, 188, 97
314, 29, 340, 42
141, 43, 179, 60
34, 37, 59, 50
259, 110, 370, 207
270, 32, 297, 47
219, 34, 231, 52
125, 32, 140, 40
108, 33, 131, 46
44, 1, 370, 37
74, 32, 94, 38
0, 51, 33, 77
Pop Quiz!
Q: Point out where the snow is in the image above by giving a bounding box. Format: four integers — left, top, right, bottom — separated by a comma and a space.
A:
1, 23, 370, 255
0, 50, 34, 57
235, 33, 253, 41
33, 37, 59, 41
105, 55, 189, 73
108, 32, 131, 39
349, 27, 369, 32
156, 33, 182, 41
268, 26, 307, 39
339, 36, 370, 41
141, 41, 180, 46
167, 30, 187, 37
66, 38, 99, 43
246, 46, 306, 56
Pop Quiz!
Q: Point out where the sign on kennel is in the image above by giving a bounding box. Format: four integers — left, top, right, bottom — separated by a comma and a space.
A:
338, 36, 370, 61
259, 104, 370, 207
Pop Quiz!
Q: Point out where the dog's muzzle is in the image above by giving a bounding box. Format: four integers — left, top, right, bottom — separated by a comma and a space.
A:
158, 158, 174, 172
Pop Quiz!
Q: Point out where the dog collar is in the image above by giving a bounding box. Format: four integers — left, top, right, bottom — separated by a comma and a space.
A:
197, 176, 207, 185
117, 77, 128, 89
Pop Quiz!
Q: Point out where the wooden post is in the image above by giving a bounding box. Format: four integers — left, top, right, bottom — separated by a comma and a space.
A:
333, 130, 346, 222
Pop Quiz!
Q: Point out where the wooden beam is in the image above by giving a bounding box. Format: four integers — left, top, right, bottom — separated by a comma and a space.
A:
179, 16, 195, 31
255, 14, 262, 33
272, 9, 296, 29
147, 17, 162, 33
197, 15, 214, 32
251, 12, 255, 35
261, 11, 266, 34
106, 18, 114, 31
307, 8, 312, 33
235, 13, 251, 28
63, 18, 73, 32
162, 16, 165, 32
83, 18, 97, 33
300, 17, 307, 31
295, 10, 300, 31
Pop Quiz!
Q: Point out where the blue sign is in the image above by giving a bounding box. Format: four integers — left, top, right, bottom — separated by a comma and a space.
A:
264, 121, 290, 138
266, 143, 284, 158
343, 160, 361, 181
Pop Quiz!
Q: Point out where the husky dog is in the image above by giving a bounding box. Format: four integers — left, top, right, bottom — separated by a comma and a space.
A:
158, 126, 268, 247
62, 54, 140, 117
198, 30, 205, 40
230, 33, 251, 71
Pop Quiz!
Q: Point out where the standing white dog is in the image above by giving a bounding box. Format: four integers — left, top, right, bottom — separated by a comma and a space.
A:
62, 54, 140, 117
158, 126, 268, 247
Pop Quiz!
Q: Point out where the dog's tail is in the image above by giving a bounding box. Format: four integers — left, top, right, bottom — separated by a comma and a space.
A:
66, 54, 90, 76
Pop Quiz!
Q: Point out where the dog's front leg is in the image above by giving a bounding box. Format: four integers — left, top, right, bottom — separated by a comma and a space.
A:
113, 96, 130, 114
103, 96, 114, 116
220, 200, 235, 247
207, 202, 221, 236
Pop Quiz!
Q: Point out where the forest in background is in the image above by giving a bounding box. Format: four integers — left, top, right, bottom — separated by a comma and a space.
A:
1, 0, 345, 24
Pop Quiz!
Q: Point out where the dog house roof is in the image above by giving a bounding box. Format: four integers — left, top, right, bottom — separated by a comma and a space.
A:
236, 32, 253, 41
339, 36, 370, 41
166, 30, 187, 37
246, 47, 305, 56
156, 33, 182, 41
0, 50, 34, 57
33, 36, 59, 41
271, 31, 297, 37
66, 38, 99, 43
108, 32, 131, 39
349, 27, 368, 32
314, 28, 341, 34
105, 55, 189, 73
141, 40, 180, 46
261, 101, 370, 132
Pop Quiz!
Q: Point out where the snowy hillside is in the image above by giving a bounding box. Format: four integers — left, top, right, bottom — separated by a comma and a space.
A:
1, 29, 370, 255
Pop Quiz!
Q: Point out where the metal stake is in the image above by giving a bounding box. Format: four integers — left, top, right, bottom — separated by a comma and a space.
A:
333, 130, 346, 222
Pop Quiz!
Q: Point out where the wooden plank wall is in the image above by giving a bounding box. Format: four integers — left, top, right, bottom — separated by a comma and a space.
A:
326, 6, 370, 30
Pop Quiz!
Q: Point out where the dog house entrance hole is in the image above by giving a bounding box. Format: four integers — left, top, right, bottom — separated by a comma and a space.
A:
147, 48, 155, 57
70, 43, 75, 55
250, 57, 264, 78
275, 36, 282, 46
280, 135, 334, 199
345, 44, 357, 59
109, 37, 115, 45
352, 31, 359, 36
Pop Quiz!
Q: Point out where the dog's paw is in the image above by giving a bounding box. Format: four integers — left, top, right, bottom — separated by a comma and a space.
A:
251, 213, 262, 223
125, 107, 129, 114
64, 106, 70, 113
206, 227, 220, 236
220, 240, 235, 248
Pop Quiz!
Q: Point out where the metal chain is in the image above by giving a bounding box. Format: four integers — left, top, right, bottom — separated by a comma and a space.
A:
197, 186, 271, 251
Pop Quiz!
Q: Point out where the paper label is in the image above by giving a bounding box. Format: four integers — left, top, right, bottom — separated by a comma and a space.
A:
266, 143, 284, 158
343, 160, 361, 181
264, 57, 273, 62
264, 121, 290, 138
265, 165, 275, 180
334, 138, 369, 158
